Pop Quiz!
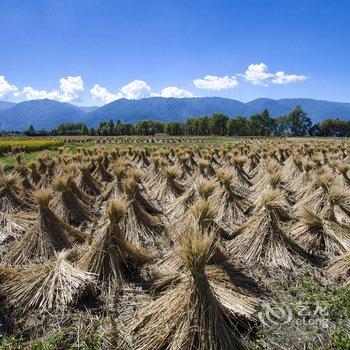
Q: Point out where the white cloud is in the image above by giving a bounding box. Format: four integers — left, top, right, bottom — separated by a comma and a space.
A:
59, 76, 84, 102
22, 87, 60, 100
272, 71, 307, 85
120, 79, 152, 99
90, 80, 193, 102
193, 75, 238, 90
0, 75, 18, 99
242, 63, 307, 86
90, 84, 120, 103
242, 63, 273, 86
22, 75, 84, 102
159, 86, 194, 98
89, 80, 151, 103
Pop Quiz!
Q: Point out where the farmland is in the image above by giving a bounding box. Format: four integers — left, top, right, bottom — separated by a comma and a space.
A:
0, 138, 65, 155
0, 136, 349, 349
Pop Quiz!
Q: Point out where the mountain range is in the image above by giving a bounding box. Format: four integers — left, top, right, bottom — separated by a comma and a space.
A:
0, 97, 349, 131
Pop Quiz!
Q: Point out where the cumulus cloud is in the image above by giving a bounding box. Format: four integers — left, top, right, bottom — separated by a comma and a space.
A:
159, 86, 194, 98
242, 63, 307, 86
90, 84, 120, 103
90, 80, 193, 102
193, 75, 239, 90
59, 76, 84, 102
242, 63, 273, 86
22, 75, 84, 102
272, 71, 308, 85
90, 80, 151, 103
120, 80, 152, 99
0, 75, 19, 99
22, 87, 60, 100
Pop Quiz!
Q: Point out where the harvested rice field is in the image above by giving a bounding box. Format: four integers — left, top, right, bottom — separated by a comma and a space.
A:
0, 137, 349, 349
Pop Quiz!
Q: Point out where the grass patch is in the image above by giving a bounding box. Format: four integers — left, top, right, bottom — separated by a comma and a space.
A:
253, 274, 350, 350
0, 330, 102, 350
0, 150, 59, 170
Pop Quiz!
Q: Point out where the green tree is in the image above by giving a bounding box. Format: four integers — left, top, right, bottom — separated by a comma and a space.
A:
25, 124, 35, 136
184, 116, 210, 135
134, 120, 164, 135
288, 106, 312, 136
165, 122, 183, 135
249, 109, 273, 136
107, 120, 114, 135
208, 113, 229, 135
196, 116, 210, 135
80, 124, 89, 135
312, 118, 350, 137
227, 116, 249, 136
274, 115, 291, 136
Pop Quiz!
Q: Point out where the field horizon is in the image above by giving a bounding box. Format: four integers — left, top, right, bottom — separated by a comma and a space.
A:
1, 96, 350, 131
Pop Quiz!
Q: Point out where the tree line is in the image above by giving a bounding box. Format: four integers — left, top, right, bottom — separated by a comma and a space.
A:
23, 106, 350, 137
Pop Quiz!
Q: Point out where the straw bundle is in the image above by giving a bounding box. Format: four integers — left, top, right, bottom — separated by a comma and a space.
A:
2, 251, 94, 315
229, 189, 307, 270
213, 169, 251, 229
127, 231, 258, 350
294, 207, 350, 257
0, 173, 29, 213
150, 165, 186, 203
29, 161, 41, 185
94, 155, 113, 182
0, 173, 32, 234
53, 176, 95, 227
98, 162, 127, 202
327, 252, 350, 288
297, 173, 334, 214
326, 187, 350, 225
14, 164, 35, 194
166, 179, 216, 220
231, 155, 252, 187
78, 199, 154, 291
6, 190, 86, 265
78, 163, 101, 196
120, 176, 168, 248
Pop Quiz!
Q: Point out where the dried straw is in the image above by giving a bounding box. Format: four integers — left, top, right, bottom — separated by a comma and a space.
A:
229, 189, 308, 270
5, 190, 86, 265
127, 230, 258, 349
78, 199, 154, 291
2, 251, 94, 315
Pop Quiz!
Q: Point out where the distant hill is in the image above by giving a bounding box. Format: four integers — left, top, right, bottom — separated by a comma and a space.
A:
246, 98, 350, 123
85, 97, 350, 126
0, 101, 16, 112
246, 98, 291, 117
0, 99, 86, 131
85, 97, 248, 126
0, 97, 350, 130
78, 105, 99, 113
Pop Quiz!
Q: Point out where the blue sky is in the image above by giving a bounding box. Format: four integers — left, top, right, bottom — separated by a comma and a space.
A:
0, 0, 349, 106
